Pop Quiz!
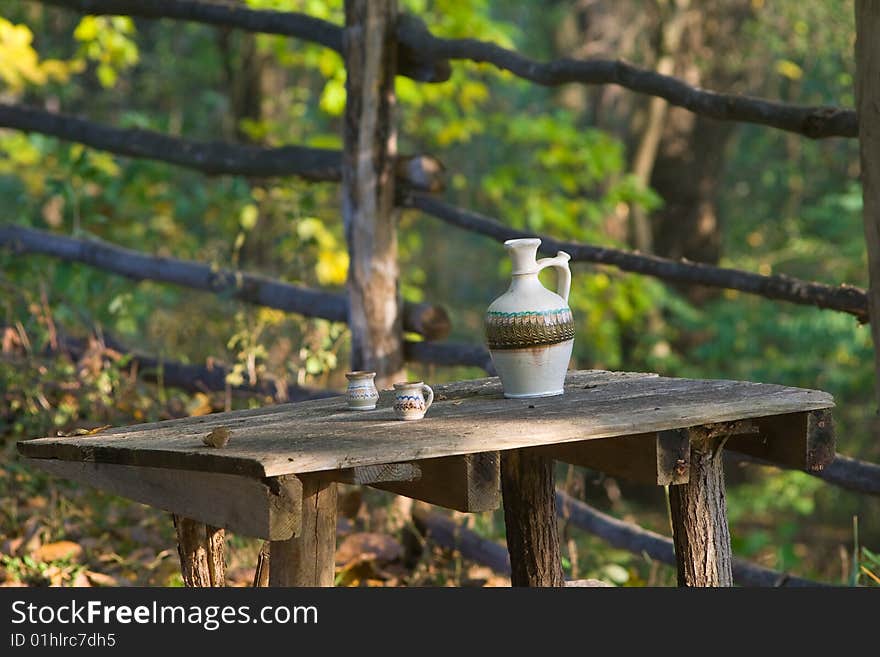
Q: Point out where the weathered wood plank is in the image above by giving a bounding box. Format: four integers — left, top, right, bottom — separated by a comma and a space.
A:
18, 371, 833, 479
269, 474, 337, 587
331, 462, 421, 485
669, 427, 733, 587
25, 458, 302, 540
540, 430, 690, 485
501, 448, 565, 587
726, 410, 835, 472
373, 453, 499, 512
173, 515, 225, 587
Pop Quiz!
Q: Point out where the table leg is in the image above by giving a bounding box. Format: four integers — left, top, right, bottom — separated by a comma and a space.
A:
500, 448, 565, 587
668, 428, 733, 586
172, 515, 226, 587
269, 475, 337, 586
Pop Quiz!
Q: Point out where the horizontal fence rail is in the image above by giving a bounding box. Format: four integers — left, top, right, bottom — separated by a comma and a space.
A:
0, 103, 341, 180
727, 451, 880, 497
35, 0, 450, 82
51, 330, 334, 402
37, 0, 857, 138
404, 192, 870, 322
0, 104, 445, 191
38, 0, 343, 49
395, 17, 857, 139
0, 224, 451, 340
554, 491, 825, 586
412, 496, 825, 586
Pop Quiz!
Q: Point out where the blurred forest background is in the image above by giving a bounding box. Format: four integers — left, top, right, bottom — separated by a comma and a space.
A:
1, 0, 878, 587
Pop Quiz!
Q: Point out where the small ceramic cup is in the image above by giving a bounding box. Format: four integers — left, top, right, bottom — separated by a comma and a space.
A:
392, 381, 434, 421
345, 371, 379, 410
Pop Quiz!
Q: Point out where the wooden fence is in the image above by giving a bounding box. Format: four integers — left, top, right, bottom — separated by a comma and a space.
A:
2, 0, 879, 583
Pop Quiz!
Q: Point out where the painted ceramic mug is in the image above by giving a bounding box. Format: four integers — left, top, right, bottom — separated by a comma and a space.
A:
345, 371, 379, 410
392, 381, 434, 420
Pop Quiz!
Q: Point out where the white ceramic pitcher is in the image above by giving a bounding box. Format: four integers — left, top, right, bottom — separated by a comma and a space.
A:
485, 238, 573, 398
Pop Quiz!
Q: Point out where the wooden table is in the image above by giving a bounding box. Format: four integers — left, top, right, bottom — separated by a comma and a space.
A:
17, 370, 835, 587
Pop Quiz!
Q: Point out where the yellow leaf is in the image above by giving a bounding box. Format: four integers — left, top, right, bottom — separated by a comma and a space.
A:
186, 393, 213, 417
319, 77, 347, 116
776, 59, 803, 81
73, 16, 100, 42
257, 308, 286, 326
297, 217, 337, 249
316, 250, 349, 286
239, 203, 259, 231
39, 59, 73, 83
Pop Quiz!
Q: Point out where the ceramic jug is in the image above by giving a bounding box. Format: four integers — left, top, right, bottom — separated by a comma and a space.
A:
485, 238, 573, 398
345, 371, 379, 410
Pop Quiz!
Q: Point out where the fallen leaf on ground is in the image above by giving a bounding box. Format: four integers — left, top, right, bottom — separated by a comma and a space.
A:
226, 566, 256, 587
335, 532, 402, 568
71, 571, 92, 587
84, 571, 121, 587
32, 541, 83, 562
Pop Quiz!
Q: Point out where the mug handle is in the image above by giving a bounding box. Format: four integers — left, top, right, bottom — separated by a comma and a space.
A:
422, 384, 434, 410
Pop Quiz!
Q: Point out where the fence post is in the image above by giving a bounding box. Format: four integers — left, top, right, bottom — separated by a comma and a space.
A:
856, 2, 880, 413
342, 0, 404, 388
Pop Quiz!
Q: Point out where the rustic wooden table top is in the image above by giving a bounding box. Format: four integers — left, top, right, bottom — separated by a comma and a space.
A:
18, 370, 834, 480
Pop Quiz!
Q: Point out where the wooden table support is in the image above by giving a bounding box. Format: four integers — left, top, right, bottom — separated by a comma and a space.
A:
668, 426, 734, 587
500, 449, 565, 587
269, 475, 338, 587
173, 515, 226, 587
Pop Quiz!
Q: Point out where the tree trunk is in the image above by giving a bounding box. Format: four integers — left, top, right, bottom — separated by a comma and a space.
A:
500, 449, 565, 587
668, 429, 733, 586
629, 0, 690, 253
173, 515, 226, 587
342, 0, 404, 388
648, 1, 751, 289
855, 1, 880, 411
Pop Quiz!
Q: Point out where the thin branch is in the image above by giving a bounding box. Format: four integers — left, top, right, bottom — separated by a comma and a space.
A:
404, 192, 869, 322
554, 491, 825, 587
0, 223, 450, 340
396, 16, 856, 139
0, 103, 341, 180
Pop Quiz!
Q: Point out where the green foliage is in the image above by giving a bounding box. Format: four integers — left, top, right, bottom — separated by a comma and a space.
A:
73, 16, 139, 88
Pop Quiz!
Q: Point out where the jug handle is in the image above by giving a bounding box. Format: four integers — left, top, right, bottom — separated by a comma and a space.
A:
536, 251, 571, 303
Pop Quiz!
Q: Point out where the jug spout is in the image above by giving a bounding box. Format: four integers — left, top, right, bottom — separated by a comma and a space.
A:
505, 238, 541, 275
